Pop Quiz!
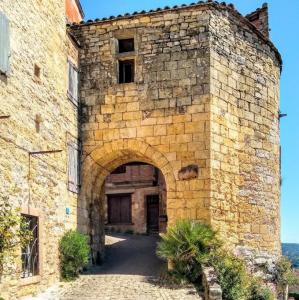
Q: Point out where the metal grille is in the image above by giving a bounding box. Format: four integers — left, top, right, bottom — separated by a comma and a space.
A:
21, 215, 39, 278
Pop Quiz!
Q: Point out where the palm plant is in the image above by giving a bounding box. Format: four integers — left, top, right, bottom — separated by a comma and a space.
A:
157, 219, 220, 283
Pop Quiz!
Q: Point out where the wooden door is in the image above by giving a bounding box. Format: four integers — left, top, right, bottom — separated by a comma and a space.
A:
147, 195, 159, 234
108, 194, 132, 224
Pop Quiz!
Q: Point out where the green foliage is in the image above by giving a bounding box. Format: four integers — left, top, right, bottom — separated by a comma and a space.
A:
59, 230, 89, 281
0, 195, 32, 277
274, 256, 299, 294
211, 251, 249, 300
247, 279, 274, 300
157, 220, 220, 283
157, 220, 296, 300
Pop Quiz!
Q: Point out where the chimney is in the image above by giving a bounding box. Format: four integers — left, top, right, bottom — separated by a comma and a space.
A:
245, 3, 269, 38
66, 0, 84, 24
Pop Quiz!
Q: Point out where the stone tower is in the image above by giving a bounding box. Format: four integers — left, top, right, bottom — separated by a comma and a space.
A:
71, 1, 281, 263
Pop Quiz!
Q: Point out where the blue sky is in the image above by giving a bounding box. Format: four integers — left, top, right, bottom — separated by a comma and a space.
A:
80, 0, 299, 243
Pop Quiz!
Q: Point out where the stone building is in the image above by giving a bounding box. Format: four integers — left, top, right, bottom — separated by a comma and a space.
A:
0, 0, 282, 298
104, 163, 167, 234
0, 0, 83, 298
71, 0, 281, 268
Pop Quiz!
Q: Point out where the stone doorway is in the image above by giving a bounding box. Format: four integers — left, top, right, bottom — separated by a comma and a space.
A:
79, 140, 177, 265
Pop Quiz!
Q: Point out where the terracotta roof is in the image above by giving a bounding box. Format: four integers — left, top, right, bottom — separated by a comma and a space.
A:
69, 1, 282, 69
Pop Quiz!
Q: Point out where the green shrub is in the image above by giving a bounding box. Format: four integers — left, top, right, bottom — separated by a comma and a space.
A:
211, 251, 249, 300
59, 230, 89, 281
247, 279, 274, 300
274, 256, 299, 295
0, 194, 32, 278
157, 220, 220, 283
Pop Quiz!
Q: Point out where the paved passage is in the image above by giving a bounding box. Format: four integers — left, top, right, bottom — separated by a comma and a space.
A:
26, 234, 202, 300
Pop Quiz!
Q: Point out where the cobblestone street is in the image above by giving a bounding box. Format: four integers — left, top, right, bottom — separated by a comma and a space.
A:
25, 234, 201, 300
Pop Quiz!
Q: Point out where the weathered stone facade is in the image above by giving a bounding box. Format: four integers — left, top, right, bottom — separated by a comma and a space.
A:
0, 0, 82, 299
71, 1, 281, 264
0, 0, 281, 298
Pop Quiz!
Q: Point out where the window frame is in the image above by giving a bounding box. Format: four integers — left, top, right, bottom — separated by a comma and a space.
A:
118, 59, 135, 84
118, 38, 135, 53
20, 206, 43, 286
114, 32, 137, 85
21, 214, 39, 279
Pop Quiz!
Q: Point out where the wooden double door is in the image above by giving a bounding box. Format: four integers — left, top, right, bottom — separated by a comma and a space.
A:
147, 195, 159, 234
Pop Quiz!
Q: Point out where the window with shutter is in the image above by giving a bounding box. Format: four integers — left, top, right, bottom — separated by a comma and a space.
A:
67, 60, 79, 105
67, 139, 80, 193
0, 12, 10, 75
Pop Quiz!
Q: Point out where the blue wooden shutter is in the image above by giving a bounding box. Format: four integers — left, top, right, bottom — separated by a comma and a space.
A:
0, 12, 10, 75
68, 139, 80, 193
68, 61, 78, 105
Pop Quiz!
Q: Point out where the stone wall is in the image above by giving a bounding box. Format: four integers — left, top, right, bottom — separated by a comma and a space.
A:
209, 7, 281, 256
72, 2, 281, 264
72, 5, 212, 262
0, 0, 79, 298
0, 1, 281, 298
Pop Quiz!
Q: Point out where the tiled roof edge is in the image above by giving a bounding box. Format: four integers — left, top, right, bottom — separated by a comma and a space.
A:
68, 1, 282, 69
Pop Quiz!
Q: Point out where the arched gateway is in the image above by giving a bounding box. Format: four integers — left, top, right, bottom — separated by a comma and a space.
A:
79, 139, 179, 262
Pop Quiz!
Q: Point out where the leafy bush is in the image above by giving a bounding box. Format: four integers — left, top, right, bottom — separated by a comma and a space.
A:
274, 256, 299, 297
59, 230, 89, 280
247, 279, 274, 300
211, 251, 249, 300
157, 220, 290, 300
0, 194, 32, 278
157, 220, 220, 283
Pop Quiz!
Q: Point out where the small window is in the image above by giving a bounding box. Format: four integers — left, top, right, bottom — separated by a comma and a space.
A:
68, 60, 79, 105
108, 194, 132, 224
68, 139, 80, 193
34, 64, 41, 78
21, 215, 39, 278
118, 38, 134, 53
111, 165, 126, 174
119, 60, 134, 84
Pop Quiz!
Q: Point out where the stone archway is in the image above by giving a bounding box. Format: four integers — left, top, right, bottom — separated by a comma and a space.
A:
78, 139, 177, 263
